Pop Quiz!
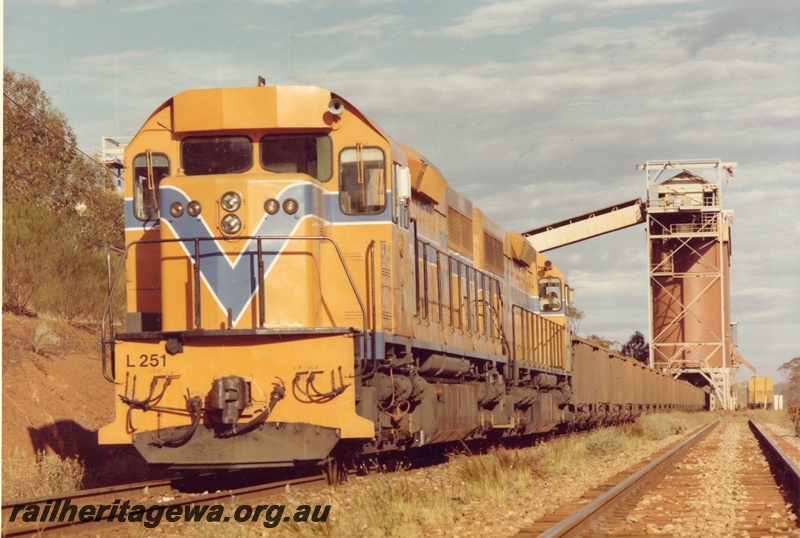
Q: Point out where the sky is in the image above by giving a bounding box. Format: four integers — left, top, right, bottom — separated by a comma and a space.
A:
4, 0, 799, 386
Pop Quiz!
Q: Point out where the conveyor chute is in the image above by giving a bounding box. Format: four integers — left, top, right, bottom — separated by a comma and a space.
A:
522, 198, 645, 252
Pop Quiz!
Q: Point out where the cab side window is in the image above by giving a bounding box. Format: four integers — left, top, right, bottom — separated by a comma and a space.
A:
538, 276, 563, 312
133, 153, 170, 221
339, 146, 386, 215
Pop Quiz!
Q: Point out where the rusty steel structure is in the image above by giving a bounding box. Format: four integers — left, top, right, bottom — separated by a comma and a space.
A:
640, 160, 738, 410
525, 159, 743, 410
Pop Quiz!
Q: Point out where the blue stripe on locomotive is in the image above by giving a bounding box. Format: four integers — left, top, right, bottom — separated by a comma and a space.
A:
123, 184, 392, 326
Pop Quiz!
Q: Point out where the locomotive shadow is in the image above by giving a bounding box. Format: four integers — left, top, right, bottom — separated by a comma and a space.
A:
27, 420, 164, 488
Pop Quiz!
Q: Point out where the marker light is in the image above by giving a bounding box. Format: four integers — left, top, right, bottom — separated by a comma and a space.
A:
169, 202, 184, 218
220, 191, 242, 212
187, 200, 202, 217
220, 214, 242, 235
283, 198, 299, 215
264, 198, 280, 215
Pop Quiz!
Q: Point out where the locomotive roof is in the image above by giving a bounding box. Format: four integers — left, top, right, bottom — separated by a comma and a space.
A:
135, 85, 528, 242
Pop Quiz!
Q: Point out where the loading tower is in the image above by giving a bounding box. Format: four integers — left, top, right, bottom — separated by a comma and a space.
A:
524, 159, 742, 410
640, 159, 738, 410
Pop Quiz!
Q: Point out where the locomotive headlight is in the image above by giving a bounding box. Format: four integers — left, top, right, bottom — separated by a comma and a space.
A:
264, 198, 280, 215
220, 191, 242, 212
169, 202, 184, 218
220, 214, 242, 235
187, 200, 202, 217
283, 198, 299, 215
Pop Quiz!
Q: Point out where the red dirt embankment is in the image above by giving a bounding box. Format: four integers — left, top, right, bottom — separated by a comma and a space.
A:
2, 313, 153, 487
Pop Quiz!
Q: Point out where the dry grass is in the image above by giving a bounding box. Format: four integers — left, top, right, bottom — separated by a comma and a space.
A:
452, 446, 545, 500
278, 473, 455, 538
2, 448, 84, 500
277, 412, 714, 536
32, 322, 60, 354
750, 408, 796, 431
131, 411, 716, 537
638, 411, 697, 438
539, 435, 585, 474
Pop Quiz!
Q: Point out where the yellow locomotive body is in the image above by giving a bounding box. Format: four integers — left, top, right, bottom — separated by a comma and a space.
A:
99, 85, 703, 468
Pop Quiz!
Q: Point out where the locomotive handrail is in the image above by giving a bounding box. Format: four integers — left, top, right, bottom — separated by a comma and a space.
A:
366, 240, 378, 376
101, 246, 126, 383
101, 234, 368, 383
511, 304, 567, 376
413, 236, 503, 341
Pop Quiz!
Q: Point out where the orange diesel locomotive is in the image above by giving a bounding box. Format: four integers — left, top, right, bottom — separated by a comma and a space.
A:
99, 85, 705, 469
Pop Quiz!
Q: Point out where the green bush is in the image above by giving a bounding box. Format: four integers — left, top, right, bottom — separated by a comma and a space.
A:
637, 412, 691, 440
3, 68, 125, 323
3, 203, 64, 315
584, 427, 629, 457
3, 202, 125, 322
789, 403, 800, 436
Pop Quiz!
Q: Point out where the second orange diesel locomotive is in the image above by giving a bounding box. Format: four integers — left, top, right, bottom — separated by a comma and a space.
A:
99, 85, 705, 469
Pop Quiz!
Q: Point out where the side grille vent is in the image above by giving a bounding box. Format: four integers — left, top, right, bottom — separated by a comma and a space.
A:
447, 206, 474, 258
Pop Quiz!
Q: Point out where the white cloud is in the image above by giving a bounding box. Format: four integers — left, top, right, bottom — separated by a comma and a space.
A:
441, 0, 561, 39
439, 0, 704, 39
673, 0, 800, 53
119, 0, 203, 12
6, 0, 99, 8
235, 0, 306, 4
7, 0, 198, 9
299, 15, 406, 38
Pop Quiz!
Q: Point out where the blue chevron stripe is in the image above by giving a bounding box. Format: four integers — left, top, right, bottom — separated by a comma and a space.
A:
159, 183, 314, 326
124, 182, 393, 327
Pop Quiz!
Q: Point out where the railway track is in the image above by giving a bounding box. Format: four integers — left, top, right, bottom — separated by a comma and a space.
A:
1, 437, 454, 536
521, 419, 800, 537
2, 472, 329, 536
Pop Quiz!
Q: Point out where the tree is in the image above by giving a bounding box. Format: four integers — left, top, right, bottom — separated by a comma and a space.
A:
3, 67, 123, 249
3, 68, 78, 209
65, 155, 124, 249
778, 356, 800, 404
588, 334, 615, 349
3, 68, 125, 319
621, 331, 650, 364
566, 305, 585, 334
2, 204, 64, 314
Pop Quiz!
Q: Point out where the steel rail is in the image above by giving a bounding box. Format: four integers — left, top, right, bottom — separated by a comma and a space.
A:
748, 419, 800, 498
537, 419, 719, 538
2, 473, 328, 537
2, 477, 177, 536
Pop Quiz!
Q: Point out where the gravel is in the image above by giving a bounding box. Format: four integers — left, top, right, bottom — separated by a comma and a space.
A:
616, 422, 800, 537
761, 422, 800, 463
275, 421, 710, 537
